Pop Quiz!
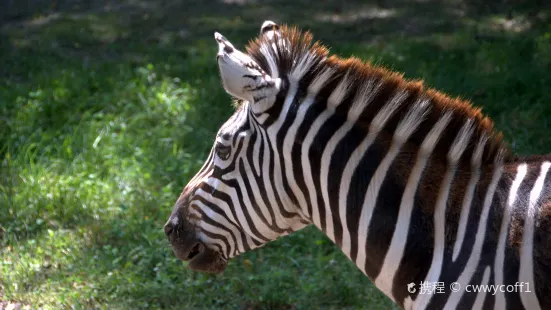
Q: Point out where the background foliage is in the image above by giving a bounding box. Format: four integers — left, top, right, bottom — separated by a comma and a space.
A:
1, 0, 551, 309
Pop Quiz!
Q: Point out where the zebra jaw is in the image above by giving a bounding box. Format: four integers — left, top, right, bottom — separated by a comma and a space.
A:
164, 213, 228, 274
215, 32, 281, 105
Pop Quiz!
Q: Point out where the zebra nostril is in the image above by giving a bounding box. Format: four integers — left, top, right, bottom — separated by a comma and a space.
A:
164, 222, 174, 237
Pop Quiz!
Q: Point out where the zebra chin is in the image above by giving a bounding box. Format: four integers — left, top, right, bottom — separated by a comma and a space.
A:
165, 216, 228, 274
169, 238, 228, 274
176, 245, 228, 274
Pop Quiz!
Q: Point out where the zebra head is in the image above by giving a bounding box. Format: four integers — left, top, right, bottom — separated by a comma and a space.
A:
164, 21, 309, 274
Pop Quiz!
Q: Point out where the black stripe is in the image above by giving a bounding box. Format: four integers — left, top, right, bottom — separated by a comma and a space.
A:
366, 148, 408, 279
346, 133, 388, 262
529, 163, 551, 307
292, 94, 329, 219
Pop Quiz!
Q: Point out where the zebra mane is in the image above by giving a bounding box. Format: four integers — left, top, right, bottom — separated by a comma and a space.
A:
245, 25, 512, 166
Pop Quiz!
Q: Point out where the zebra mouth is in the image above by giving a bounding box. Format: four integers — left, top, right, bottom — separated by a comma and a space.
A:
187, 243, 204, 261
187, 244, 228, 274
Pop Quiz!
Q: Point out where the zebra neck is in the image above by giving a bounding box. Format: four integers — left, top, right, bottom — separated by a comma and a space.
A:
288, 111, 506, 305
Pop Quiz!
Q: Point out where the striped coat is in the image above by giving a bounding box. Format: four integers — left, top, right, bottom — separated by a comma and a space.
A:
165, 21, 551, 309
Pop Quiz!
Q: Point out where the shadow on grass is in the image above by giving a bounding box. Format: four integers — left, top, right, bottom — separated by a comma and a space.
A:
1, 0, 551, 308
2, 0, 551, 59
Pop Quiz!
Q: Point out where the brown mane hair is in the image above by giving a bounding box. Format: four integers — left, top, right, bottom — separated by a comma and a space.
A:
246, 25, 512, 167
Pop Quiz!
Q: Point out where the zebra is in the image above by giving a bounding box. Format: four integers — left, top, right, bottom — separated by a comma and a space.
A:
164, 21, 551, 310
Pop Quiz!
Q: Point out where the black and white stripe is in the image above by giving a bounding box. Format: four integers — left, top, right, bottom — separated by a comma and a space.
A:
165, 21, 551, 310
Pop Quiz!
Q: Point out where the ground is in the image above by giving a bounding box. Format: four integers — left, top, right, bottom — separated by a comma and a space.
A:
1, 0, 551, 309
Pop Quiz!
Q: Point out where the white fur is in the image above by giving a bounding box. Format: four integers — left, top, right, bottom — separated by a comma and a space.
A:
494, 163, 527, 310
300, 68, 338, 227
472, 266, 491, 310
356, 97, 429, 285
414, 115, 468, 309
215, 32, 281, 113
319, 73, 354, 240
519, 161, 549, 310
442, 152, 504, 310
337, 78, 382, 258
376, 111, 451, 301
452, 135, 488, 261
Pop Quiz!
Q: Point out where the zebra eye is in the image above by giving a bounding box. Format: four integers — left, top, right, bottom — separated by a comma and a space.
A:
216, 143, 231, 160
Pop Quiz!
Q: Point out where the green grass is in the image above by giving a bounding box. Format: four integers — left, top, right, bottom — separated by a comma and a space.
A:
1, 1, 551, 309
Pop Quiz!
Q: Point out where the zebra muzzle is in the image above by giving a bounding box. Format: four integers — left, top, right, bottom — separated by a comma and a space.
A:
165, 215, 227, 274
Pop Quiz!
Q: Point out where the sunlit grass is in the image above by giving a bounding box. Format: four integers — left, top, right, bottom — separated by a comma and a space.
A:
1, 2, 551, 309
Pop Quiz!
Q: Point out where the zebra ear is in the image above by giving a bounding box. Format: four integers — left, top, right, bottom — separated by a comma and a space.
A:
215, 32, 281, 111
260, 20, 280, 39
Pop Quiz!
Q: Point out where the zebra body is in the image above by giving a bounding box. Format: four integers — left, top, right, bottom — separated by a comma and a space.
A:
165, 21, 551, 309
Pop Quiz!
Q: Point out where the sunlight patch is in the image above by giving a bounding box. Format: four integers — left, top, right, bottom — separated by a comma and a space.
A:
316, 7, 396, 24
